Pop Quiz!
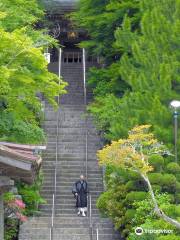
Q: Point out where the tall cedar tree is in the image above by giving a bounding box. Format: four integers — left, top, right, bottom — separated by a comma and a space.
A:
89, 0, 180, 146
71, 0, 140, 96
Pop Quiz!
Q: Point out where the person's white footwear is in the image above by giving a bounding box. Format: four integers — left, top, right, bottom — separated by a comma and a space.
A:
77, 211, 81, 216
82, 212, 86, 217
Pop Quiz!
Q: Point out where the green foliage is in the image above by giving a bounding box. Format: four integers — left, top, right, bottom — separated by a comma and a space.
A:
0, 0, 66, 144
161, 174, 177, 187
128, 193, 180, 239
0, 0, 43, 31
72, 0, 140, 60
148, 173, 164, 184
147, 173, 177, 189
125, 181, 137, 191
3, 192, 15, 202
4, 218, 18, 240
158, 236, 180, 240
17, 171, 46, 215
126, 191, 147, 203
87, 65, 129, 98
125, 209, 136, 221
148, 154, 164, 171
167, 162, 180, 174
0, 111, 45, 143
87, 0, 179, 147
96, 191, 112, 217
72, 0, 140, 102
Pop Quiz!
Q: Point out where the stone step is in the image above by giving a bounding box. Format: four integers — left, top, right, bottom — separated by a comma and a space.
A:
20, 227, 90, 235
39, 202, 97, 208
44, 128, 97, 135
41, 181, 102, 187
45, 105, 86, 110
22, 223, 115, 230
44, 152, 98, 156
42, 177, 102, 183
42, 164, 99, 170
45, 104, 86, 109
42, 175, 102, 180
42, 164, 100, 170
46, 129, 98, 135
46, 138, 100, 144
43, 153, 97, 158
42, 166, 101, 172
44, 143, 98, 149
42, 165, 101, 171
19, 233, 91, 240
41, 187, 102, 195
41, 178, 103, 184
41, 194, 100, 200
22, 216, 112, 224
41, 188, 103, 195
39, 208, 99, 214
46, 142, 100, 150
42, 168, 101, 172
19, 234, 120, 240
41, 157, 98, 163
20, 226, 117, 235
44, 110, 86, 115
39, 201, 98, 207
42, 165, 101, 172
39, 213, 100, 218
44, 121, 95, 126
42, 160, 100, 166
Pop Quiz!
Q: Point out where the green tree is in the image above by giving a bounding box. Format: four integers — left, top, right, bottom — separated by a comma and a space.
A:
72, 0, 140, 60
89, 0, 180, 146
72, 0, 140, 98
0, 0, 66, 143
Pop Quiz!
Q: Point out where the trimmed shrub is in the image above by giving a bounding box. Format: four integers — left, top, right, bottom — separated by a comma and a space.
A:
162, 174, 176, 186
125, 181, 137, 191
148, 173, 164, 185
148, 154, 164, 171
166, 162, 180, 174
125, 209, 136, 221
128, 171, 141, 181
96, 191, 111, 215
152, 184, 162, 192
175, 181, 180, 192
126, 191, 147, 203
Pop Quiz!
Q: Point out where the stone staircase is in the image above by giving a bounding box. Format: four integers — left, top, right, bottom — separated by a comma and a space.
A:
19, 53, 121, 240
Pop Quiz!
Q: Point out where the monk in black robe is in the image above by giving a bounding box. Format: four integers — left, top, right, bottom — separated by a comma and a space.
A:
72, 175, 89, 217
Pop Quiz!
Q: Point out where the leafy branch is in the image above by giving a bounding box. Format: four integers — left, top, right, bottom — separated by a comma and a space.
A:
98, 125, 180, 229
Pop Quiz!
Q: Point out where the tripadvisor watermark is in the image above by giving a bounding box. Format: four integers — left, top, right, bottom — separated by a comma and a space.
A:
135, 227, 173, 236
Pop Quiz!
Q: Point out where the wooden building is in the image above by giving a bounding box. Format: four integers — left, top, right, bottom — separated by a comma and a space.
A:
0, 142, 46, 240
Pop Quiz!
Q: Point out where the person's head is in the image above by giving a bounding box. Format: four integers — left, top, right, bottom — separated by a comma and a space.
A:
80, 174, 85, 180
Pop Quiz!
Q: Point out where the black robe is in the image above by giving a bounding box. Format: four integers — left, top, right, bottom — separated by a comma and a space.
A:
72, 180, 89, 208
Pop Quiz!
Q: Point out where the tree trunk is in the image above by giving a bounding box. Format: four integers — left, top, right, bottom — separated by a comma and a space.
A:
141, 173, 180, 230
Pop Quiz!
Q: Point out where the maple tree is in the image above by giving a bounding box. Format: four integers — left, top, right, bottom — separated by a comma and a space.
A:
0, 0, 66, 143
